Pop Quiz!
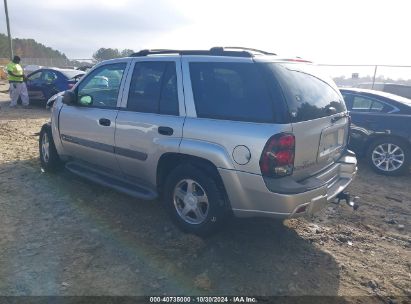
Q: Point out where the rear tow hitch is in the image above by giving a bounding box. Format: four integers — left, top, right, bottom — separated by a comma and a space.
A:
334, 192, 360, 210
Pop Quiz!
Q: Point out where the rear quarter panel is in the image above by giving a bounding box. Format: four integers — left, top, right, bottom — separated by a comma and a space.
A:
181, 118, 292, 174
180, 56, 292, 174
349, 112, 411, 155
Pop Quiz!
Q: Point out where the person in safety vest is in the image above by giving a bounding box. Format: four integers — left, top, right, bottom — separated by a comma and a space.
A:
6, 56, 29, 108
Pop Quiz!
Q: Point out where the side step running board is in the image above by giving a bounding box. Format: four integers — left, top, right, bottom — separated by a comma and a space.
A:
65, 162, 158, 201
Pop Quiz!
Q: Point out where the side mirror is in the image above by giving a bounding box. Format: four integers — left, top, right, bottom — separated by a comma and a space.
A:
78, 95, 93, 106
62, 90, 77, 105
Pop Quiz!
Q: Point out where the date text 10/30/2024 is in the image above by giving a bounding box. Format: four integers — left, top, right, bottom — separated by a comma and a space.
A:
149, 296, 258, 303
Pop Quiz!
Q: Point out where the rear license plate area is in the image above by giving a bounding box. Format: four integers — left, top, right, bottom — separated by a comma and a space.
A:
318, 128, 345, 158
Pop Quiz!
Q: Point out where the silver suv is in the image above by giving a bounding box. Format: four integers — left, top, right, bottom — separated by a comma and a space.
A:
39, 47, 358, 235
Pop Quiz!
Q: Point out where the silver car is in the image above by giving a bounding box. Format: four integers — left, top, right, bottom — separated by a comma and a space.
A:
39, 47, 358, 235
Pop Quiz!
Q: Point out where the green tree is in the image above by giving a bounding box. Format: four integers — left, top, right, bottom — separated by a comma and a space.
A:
92, 48, 121, 62
0, 33, 68, 59
120, 49, 135, 57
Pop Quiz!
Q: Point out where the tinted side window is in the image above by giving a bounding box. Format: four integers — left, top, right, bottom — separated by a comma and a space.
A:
341, 93, 353, 110
77, 63, 127, 108
189, 62, 278, 123
42, 71, 58, 83
352, 96, 373, 111
127, 61, 178, 115
370, 100, 384, 111
352, 95, 385, 112
160, 63, 179, 115
28, 71, 41, 81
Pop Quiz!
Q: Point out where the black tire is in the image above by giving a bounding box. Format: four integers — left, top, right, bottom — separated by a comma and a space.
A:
366, 137, 410, 176
163, 164, 229, 236
39, 124, 62, 172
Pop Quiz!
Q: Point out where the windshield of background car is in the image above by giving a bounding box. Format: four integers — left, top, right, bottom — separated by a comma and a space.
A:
61, 70, 85, 79
259, 62, 346, 122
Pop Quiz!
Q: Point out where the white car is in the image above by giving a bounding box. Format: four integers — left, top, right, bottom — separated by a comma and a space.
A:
24, 65, 43, 74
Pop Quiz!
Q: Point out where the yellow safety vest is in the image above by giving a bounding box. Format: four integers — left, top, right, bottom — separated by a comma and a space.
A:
6, 62, 24, 82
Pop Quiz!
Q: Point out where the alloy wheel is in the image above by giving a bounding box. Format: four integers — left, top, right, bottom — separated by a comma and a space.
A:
41, 132, 50, 163
372, 143, 404, 172
173, 179, 210, 225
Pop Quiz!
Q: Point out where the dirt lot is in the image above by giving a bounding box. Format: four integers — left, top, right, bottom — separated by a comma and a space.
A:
0, 87, 410, 303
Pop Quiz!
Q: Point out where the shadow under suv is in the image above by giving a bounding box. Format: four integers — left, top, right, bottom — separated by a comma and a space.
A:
39, 47, 358, 235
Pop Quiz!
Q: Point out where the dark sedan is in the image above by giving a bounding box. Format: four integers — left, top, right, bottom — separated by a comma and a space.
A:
26, 68, 85, 102
340, 88, 411, 175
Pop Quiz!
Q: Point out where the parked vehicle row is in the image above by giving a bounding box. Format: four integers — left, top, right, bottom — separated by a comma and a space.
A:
26, 68, 85, 103
21, 66, 411, 177
340, 88, 411, 175
39, 47, 358, 235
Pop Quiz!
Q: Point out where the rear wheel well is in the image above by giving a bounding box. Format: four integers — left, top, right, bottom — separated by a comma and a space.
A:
156, 153, 230, 207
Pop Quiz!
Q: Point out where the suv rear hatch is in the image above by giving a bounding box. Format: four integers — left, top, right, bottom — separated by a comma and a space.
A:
259, 62, 349, 180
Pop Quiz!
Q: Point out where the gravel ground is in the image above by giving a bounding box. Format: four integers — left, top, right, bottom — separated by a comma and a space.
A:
0, 87, 410, 303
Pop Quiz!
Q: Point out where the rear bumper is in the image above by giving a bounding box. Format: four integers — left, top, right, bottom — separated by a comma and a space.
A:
219, 150, 357, 218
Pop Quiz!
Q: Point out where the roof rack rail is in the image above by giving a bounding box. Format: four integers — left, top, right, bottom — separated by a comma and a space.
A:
223, 46, 277, 56
130, 48, 255, 58
131, 49, 180, 56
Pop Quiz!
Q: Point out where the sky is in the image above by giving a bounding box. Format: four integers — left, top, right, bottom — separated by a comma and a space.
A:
1, 0, 411, 72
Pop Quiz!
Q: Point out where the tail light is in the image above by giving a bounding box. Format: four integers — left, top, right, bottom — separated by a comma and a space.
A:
259, 133, 295, 178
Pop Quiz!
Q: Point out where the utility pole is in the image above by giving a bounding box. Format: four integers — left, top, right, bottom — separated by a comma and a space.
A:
371, 65, 378, 89
3, 0, 13, 59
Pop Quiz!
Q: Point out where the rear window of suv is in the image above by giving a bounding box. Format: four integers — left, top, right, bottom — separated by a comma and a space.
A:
189, 62, 285, 123
260, 63, 346, 122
